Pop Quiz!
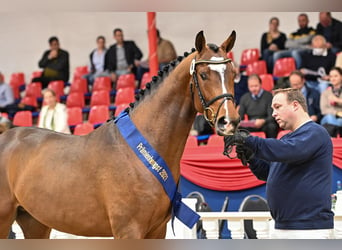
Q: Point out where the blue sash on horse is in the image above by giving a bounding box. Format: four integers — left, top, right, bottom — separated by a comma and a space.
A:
114, 111, 200, 230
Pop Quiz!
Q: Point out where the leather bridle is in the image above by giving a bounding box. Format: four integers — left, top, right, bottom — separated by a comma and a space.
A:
190, 57, 235, 127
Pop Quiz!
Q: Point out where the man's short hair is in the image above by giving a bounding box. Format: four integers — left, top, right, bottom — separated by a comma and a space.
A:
289, 70, 305, 80
113, 28, 122, 35
248, 74, 262, 84
48, 36, 59, 44
274, 88, 308, 113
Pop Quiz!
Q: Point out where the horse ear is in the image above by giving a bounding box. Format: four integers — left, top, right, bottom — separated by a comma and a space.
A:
195, 31, 206, 54
221, 30, 236, 53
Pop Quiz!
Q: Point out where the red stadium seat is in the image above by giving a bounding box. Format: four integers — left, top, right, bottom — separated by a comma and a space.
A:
114, 87, 135, 106
67, 107, 83, 126
25, 82, 42, 98
0, 112, 9, 119
73, 66, 89, 80
30, 71, 43, 82
116, 73, 135, 89
90, 90, 110, 107
70, 78, 88, 94
240, 48, 260, 66
48, 80, 65, 98
13, 111, 32, 127
10, 72, 25, 87
93, 76, 112, 92
273, 57, 296, 78
259, 74, 274, 92
227, 51, 235, 62
73, 122, 94, 135
114, 103, 130, 116
66, 92, 85, 108
245, 60, 267, 76
20, 96, 38, 108
140, 72, 152, 89
88, 105, 109, 125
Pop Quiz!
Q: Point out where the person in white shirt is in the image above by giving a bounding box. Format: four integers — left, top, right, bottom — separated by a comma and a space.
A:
38, 89, 71, 134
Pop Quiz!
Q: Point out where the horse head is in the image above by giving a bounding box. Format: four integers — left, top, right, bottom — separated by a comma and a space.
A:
191, 30, 240, 136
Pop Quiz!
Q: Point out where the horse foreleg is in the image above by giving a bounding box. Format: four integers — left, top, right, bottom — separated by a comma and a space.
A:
16, 210, 51, 239
0, 202, 16, 239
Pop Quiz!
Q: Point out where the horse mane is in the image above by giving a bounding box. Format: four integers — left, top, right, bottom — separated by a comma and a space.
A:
121, 48, 197, 116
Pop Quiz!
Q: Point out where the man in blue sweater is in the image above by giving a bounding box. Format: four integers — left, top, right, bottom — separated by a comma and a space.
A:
224, 88, 334, 238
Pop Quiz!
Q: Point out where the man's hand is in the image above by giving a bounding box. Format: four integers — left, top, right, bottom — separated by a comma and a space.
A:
236, 144, 254, 166
223, 129, 250, 157
48, 50, 58, 60
223, 129, 250, 147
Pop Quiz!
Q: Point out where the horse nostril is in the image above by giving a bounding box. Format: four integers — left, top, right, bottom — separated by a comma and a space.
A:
216, 116, 228, 131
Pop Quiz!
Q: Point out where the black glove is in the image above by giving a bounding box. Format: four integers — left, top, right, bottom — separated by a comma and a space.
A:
223, 129, 250, 154
236, 144, 254, 166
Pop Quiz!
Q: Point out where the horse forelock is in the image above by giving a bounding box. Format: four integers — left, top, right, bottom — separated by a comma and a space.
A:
207, 43, 219, 53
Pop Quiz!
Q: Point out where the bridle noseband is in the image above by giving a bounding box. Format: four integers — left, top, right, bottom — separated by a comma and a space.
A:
190, 57, 235, 127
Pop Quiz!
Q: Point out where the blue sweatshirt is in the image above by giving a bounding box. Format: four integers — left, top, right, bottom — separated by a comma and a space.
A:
246, 121, 334, 230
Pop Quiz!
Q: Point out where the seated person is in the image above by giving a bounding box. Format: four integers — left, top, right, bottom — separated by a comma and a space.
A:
273, 13, 315, 69
136, 29, 177, 87
316, 12, 342, 54
289, 70, 321, 123
233, 62, 249, 106
104, 28, 143, 87
38, 89, 71, 134
83, 35, 109, 87
32, 36, 70, 88
0, 72, 35, 117
260, 17, 287, 73
320, 67, 342, 137
300, 35, 336, 94
238, 74, 278, 138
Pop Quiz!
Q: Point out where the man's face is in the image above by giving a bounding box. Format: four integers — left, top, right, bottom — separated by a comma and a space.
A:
319, 12, 331, 27
289, 74, 304, 90
272, 93, 293, 130
49, 40, 59, 51
298, 15, 308, 29
247, 77, 262, 96
114, 31, 124, 44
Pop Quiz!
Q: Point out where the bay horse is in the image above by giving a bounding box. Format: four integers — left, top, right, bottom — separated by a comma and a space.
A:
0, 31, 240, 239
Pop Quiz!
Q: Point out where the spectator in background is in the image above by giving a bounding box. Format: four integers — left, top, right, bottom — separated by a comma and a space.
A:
316, 12, 342, 54
261, 17, 287, 73
104, 28, 143, 87
273, 13, 315, 69
289, 70, 321, 123
0, 72, 16, 115
300, 35, 336, 94
233, 62, 249, 106
238, 74, 278, 138
32, 36, 70, 88
136, 29, 177, 87
83, 36, 109, 87
38, 89, 70, 134
320, 67, 342, 137
0, 72, 36, 117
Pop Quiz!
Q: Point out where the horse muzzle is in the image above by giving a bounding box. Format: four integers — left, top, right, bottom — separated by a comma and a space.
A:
215, 115, 240, 136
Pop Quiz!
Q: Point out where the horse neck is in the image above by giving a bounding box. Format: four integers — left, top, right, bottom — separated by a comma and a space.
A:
131, 54, 198, 179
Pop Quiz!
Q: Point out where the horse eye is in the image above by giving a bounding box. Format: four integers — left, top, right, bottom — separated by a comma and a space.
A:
200, 72, 207, 80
